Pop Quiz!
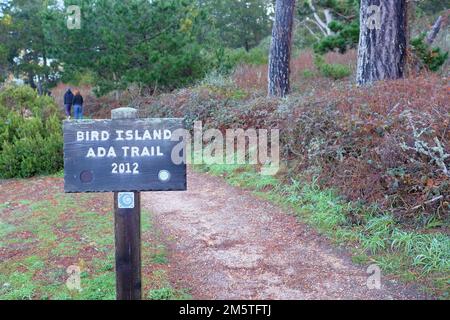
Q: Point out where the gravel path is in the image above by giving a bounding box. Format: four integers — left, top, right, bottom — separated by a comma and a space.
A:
142, 169, 427, 300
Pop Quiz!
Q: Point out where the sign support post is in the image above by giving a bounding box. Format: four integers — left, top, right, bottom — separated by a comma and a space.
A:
111, 107, 141, 300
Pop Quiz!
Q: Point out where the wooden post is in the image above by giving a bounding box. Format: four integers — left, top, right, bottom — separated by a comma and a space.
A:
111, 107, 142, 300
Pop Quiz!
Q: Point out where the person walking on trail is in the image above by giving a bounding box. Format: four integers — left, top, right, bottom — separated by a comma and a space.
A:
63, 88, 74, 119
73, 90, 84, 120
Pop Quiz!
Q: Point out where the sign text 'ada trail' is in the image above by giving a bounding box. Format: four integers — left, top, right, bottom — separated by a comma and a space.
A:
63, 118, 187, 193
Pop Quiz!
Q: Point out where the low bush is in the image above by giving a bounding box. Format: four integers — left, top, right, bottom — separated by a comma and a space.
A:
0, 85, 63, 178
411, 34, 448, 72
301, 69, 316, 78
313, 21, 360, 55
314, 55, 352, 80
229, 50, 356, 93
142, 74, 449, 228
319, 63, 352, 80
215, 46, 269, 74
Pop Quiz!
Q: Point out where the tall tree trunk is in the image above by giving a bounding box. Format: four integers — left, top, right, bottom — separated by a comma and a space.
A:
112, 72, 120, 101
268, 0, 296, 97
357, 0, 408, 86
28, 71, 36, 89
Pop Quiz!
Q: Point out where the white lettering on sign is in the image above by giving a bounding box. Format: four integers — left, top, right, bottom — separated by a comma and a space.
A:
121, 146, 163, 158
77, 131, 110, 141
112, 163, 139, 174
86, 147, 117, 158
78, 130, 170, 163
114, 130, 172, 141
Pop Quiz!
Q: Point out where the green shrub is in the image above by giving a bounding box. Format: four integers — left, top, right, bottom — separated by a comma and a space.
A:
0, 85, 63, 178
320, 63, 351, 80
146, 286, 191, 300
147, 287, 176, 300
214, 46, 268, 73
61, 69, 96, 87
302, 69, 316, 78
411, 34, 448, 72
314, 55, 351, 80
313, 21, 360, 55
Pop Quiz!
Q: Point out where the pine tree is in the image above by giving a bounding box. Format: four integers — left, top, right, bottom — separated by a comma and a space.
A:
268, 0, 296, 97
356, 0, 408, 85
201, 0, 273, 51
45, 0, 211, 95
1, 0, 58, 92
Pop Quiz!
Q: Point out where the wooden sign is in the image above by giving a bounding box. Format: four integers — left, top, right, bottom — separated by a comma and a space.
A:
64, 118, 187, 193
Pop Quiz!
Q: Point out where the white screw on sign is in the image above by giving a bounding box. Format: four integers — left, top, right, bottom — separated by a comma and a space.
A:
158, 170, 171, 182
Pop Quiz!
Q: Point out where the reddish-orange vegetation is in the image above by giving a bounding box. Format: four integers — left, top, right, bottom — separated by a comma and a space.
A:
233, 50, 356, 93
52, 83, 124, 119
309, 75, 449, 224
141, 69, 449, 227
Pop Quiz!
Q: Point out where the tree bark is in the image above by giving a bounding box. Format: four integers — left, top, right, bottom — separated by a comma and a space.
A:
268, 0, 296, 97
357, 0, 408, 86
113, 72, 120, 101
28, 71, 36, 89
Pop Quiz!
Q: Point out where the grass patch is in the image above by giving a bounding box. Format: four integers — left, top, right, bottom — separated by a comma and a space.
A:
0, 221, 16, 238
22, 256, 46, 272
77, 272, 116, 300
0, 272, 36, 300
50, 170, 64, 178
146, 270, 192, 300
147, 287, 191, 300
151, 245, 169, 265
0, 178, 189, 300
51, 238, 82, 257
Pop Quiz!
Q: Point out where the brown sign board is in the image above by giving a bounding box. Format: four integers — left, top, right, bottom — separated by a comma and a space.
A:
63, 118, 187, 193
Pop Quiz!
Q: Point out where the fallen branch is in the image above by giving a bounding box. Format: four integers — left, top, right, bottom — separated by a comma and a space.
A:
412, 195, 444, 210
427, 16, 442, 45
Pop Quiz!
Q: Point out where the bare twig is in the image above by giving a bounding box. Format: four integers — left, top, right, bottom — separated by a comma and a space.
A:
400, 110, 450, 177
412, 195, 444, 210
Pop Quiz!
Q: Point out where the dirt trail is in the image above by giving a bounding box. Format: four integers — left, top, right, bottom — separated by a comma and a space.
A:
142, 169, 426, 300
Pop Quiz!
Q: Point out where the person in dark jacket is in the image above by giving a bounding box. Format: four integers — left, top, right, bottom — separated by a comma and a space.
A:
73, 90, 84, 120
63, 88, 74, 119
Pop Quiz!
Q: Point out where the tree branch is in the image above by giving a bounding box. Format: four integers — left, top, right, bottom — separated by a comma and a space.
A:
426, 16, 442, 45
307, 0, 334, 36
